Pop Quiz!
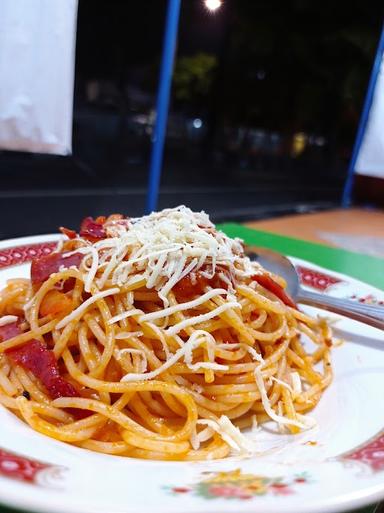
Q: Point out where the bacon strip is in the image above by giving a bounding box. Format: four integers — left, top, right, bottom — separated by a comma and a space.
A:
0, 321, 20, 341
8, 340, 78, 399
173, 265, 232, 299
253, 274, 297, 309
0, 322, 89, 418
31, 252, 83, 286
79, 217, 106, 242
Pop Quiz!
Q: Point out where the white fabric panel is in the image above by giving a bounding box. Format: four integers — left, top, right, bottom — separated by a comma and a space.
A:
355, 53, 384, 178
0, 0, 78, 155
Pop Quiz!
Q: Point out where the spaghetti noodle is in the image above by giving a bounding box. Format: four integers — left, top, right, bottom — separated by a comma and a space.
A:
0, 206, 332, 460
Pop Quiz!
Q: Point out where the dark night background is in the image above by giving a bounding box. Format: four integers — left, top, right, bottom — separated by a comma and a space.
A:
0, 0, 383, 238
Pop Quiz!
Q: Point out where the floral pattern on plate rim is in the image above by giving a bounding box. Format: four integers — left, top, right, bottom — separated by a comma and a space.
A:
165, 430, 384, 503
340, 429, 384, 473
0, 242, 58, 269
0, 448, 65, 488
166, 468, 311, 500
296, 265, 342, 291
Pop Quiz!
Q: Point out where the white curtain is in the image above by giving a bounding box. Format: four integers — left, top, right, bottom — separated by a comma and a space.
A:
355, 52, 384, 179
0, 0, 78, 155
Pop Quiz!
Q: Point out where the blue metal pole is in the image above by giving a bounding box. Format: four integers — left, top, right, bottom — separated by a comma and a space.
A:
342, 25, 384, 207
145, 0, 181, 214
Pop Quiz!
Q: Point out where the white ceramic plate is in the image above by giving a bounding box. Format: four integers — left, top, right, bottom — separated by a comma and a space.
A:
0, 235, 384, 513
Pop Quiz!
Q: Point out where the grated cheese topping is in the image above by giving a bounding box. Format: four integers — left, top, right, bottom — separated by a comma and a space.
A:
197, 415, 256, 454
0, 315, 18, 327
254, 366, 313, 430
56, 288, 120, 329
64, 206, 262, 307
115, 348, 148, 373
166, 301, 240, 336
120, 330, 216, 382
290, 371, 303, 399
271, 376, 294, 394
139, 288, 227, 323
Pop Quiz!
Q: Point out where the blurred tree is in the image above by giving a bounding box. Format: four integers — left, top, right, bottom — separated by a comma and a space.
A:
75, 0, 384, 163
173, 53, 217, 108
202, 0, 383, 156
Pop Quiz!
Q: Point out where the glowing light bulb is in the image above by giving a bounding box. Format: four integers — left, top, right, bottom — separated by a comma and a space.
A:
204, 0, 222, 12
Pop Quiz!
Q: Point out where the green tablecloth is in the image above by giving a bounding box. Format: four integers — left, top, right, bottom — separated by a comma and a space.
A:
0, 225, 383, 513
219, 223, 384, 291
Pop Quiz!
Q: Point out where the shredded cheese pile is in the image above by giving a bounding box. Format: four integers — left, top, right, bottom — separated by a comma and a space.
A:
74, 206, 260, 301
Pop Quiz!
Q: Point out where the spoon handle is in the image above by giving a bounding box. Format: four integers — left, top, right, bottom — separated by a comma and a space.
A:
297, 288, 384, 330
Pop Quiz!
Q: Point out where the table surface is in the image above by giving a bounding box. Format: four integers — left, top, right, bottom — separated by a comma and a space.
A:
220, 221, 384, 290
245, 208, 384, 257
239, 207, 384, 288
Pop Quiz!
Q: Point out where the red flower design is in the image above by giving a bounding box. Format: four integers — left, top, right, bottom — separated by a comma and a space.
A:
344, 433, 384, 472
0, 449, 51, 484
172, 487, 191, 494
270, 483, 294, 495
296, 266, 341, 291
0, 242, 57, 269
170, 470, 312, 501
208, 485, 253, 500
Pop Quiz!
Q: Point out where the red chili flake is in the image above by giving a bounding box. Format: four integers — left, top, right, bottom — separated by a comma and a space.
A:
172, 487, 191, 494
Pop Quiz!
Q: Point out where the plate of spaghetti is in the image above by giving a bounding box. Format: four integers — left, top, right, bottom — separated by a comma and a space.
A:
0, 206, 383, 513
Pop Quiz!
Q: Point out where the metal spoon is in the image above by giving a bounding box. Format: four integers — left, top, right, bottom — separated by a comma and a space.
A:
246, 246, 384, 331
